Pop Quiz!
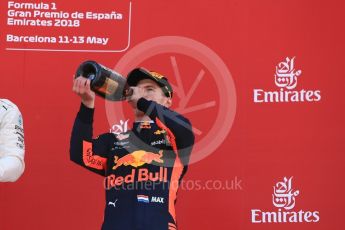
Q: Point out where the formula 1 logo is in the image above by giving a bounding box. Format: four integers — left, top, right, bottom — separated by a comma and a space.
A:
112, 150, 163, 170
272, 177, 299, 210
274, 57, 302, 90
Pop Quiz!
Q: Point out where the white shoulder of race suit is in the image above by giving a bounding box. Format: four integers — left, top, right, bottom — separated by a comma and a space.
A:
0, 99, 25, 182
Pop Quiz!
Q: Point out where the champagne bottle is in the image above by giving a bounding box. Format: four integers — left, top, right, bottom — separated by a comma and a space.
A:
75, 60, 132, 101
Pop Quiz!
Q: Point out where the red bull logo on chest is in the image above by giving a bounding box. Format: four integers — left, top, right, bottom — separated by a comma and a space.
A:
112, 150, 163, 170
105, 150, 167, 189
105, 167, 168, 189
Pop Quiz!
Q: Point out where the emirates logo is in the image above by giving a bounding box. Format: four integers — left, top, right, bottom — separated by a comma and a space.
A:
272, 177, 300, 210
274, 57, 302, 90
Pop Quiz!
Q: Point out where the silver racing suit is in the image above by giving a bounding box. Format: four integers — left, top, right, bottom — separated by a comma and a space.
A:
0, 99, 25, 182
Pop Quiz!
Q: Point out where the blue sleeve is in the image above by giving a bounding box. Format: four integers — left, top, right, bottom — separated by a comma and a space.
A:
69, 103, 114, 176
136, 98, 195, 165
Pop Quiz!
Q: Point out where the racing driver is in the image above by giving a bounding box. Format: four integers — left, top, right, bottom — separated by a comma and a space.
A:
0, 99, 25, 182
70, 68, 195, 230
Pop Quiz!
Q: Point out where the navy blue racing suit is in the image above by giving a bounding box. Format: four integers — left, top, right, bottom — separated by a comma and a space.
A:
70, 98, 194, 230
